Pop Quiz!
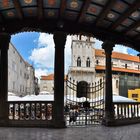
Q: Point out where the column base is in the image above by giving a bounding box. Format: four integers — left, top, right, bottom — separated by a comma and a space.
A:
102, 118, 115, 126
53, 120, 66, 128
102, 111, 115, 126
0, 118, 8, 126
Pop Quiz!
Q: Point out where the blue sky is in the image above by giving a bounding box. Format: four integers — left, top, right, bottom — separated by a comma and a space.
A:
11, 32, 39, 63
11, 32, 139, 78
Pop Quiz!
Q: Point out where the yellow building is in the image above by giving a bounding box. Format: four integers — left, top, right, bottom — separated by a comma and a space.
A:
128, 89, 140, 102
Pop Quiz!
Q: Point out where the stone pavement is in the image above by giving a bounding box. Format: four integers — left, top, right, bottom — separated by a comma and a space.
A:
0, 124, 140, 140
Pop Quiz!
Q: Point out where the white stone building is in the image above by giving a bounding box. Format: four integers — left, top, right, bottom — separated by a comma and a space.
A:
8, 43, 36, 96
95, 49, 140, 96
40, 74, 54, 93
40, 74, 67, 95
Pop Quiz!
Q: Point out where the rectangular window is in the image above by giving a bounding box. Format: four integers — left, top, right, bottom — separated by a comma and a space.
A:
20, 58, 22, 63
111, 62, 113, 66
125, 64, 127, 68
20, 70, 22, 76
12, 61, 16, 71
132, 93, 138, 98
116, 80, 119, 88
24, 73, 26, 79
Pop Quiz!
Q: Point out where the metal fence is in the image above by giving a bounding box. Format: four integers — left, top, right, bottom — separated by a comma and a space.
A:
65, 77, 105, 126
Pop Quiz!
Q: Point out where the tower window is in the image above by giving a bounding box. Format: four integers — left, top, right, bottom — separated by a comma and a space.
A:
86, 57, 90, 67
77, 57, 81, 67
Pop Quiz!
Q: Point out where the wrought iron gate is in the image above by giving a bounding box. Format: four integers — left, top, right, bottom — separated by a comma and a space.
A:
65, 77, 105, 126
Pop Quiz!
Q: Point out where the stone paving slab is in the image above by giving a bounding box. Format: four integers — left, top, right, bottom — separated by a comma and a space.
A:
0, 124, 140, 140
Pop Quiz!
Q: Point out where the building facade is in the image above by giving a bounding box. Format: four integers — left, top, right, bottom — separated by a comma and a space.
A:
40, 74, 67, 95
40, 74, 54, 93
95, 49, 140, 97
68, 35, 140, 97
39, 35, 140, 98
8, 43, 37, 96
68, 35, 95, 83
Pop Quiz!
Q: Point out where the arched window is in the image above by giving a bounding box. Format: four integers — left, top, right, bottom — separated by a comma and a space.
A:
96, 60, 99, 65
86, 57, 90, 67
77, 57, 81, 67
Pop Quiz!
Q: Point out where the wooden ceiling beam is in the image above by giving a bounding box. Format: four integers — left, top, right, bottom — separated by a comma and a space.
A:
78, 0, 91, 23
95, 0, 116, 26
13, 0, 23, 19
123, 19, 140, 34
37, 0, 43, 20
110, 0, 140, 30
60, 0, 67, 18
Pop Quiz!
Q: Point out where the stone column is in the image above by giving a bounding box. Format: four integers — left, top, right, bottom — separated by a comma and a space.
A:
53, 31, 66, 128
0, 33, 11, 125
102, 41, 115, 126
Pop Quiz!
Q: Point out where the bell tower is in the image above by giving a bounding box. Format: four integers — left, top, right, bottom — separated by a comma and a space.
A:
68, 35, 96, 83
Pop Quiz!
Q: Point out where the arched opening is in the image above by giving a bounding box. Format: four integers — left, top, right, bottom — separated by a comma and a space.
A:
86, 57, 90, 67
77, 81, 88, 98
9, 32, 55, 98
77, 57, 81, 67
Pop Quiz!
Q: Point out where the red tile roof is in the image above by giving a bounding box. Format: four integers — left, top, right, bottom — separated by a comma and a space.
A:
96, 65, 140, 74
41, 74, 67, 80
95, 49, 140, 63
41, 74, 54, 80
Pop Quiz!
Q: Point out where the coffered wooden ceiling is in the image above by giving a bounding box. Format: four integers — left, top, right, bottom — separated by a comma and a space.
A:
0, 0, 140, 51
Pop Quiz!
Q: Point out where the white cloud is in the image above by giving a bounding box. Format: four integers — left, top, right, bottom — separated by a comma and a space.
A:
94, 38, 128, 54
114, 45, 128, 54
29, 46, 54, 68
29, 33, 71, 78
35, 68, 48, 79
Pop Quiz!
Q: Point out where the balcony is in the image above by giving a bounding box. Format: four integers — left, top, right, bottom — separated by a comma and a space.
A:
69, 66, 95, 73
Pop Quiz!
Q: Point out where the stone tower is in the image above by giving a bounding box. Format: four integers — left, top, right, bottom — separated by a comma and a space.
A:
68, 35, 96, 83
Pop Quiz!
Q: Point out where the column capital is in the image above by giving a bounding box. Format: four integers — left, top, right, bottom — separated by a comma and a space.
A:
53, 31, 67, 48
0, 33, 11, 50
102, 41, 115, 54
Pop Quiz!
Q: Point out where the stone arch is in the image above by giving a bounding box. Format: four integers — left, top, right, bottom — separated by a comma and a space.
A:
77, 81, 88, 98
